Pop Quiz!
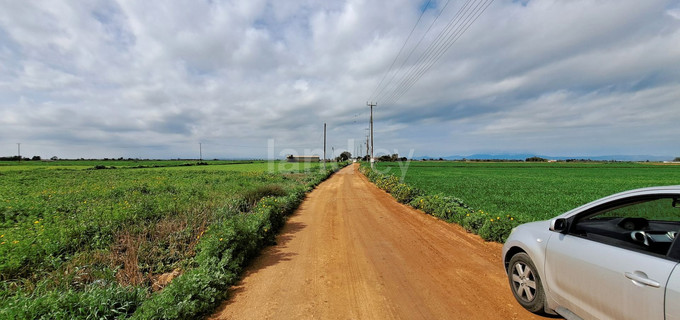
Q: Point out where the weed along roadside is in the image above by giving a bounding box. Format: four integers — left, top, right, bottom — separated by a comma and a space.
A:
131, 163, 348, 319
0, 160, 349, 319
359, 164, 518, 242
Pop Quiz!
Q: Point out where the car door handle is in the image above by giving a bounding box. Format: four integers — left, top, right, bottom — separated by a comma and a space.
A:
625, 272, 660, 288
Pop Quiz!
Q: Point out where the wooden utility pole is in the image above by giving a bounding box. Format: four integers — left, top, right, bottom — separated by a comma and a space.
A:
17, 143, 21, 164
367, 102, 376, 168
366, 135, 369, 160
199, 143, 202, 161
323, 123, 327, 163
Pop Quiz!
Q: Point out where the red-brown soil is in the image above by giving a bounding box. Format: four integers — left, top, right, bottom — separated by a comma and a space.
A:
209, 164, 547, 319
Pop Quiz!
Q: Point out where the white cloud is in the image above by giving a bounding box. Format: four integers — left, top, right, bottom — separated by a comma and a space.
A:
0, 0, 678, 159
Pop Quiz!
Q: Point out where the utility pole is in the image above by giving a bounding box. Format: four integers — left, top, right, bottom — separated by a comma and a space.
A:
199, 143, 202, 161
367, 102, 376, 168
366, 134, 369, 160
323, 123, 327, 164
17, 143, 21, 164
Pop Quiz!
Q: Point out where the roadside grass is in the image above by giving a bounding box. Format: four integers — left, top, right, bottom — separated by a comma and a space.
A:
362, 161, 680, 242
0, 160, 346, 319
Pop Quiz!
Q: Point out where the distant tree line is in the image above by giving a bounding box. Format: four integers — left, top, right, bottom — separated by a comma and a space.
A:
0, 155, 42, 161
525, 156, 548, 162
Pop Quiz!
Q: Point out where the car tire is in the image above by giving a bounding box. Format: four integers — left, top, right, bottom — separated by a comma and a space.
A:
508, 252, 546, 313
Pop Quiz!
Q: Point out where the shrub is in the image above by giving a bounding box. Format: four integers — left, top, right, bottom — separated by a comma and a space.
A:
0, 285, 146, 320
461, 210, 490, 233
477, 215, 519, 243
239, 184, 289, 212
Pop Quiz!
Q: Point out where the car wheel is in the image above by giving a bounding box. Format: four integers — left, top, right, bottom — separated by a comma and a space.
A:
508, 252, 546, 313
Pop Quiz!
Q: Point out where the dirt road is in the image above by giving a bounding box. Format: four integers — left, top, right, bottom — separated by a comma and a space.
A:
209, 164, 546, 319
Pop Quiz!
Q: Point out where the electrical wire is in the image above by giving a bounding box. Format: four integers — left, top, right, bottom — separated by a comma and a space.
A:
368, 0, 434, 102
382, 0, 492, 105
378, 0, 478, 104
371, 0, 495, 106
373, 0, 455, 103
384, 0, 494, 105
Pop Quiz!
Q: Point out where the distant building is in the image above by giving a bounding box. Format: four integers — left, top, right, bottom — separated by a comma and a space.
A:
286, 155, 320, 162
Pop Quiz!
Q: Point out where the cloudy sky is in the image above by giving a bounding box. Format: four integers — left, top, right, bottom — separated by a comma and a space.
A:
1, 0, 679, 160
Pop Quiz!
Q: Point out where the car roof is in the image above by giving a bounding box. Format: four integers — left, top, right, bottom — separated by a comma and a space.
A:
558, 185, 680, 219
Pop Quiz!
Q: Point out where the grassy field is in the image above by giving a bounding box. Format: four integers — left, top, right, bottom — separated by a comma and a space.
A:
372, 161, 680, 223
0, 160, 341, 319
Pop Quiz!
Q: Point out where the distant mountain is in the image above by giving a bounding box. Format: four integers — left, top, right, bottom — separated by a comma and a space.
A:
414, 154, 674, 162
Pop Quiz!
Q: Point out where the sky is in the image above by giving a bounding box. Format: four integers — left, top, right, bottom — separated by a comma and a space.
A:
0, 0, 679, 160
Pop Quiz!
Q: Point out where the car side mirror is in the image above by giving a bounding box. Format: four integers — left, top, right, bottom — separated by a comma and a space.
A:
550, 218, 567, 233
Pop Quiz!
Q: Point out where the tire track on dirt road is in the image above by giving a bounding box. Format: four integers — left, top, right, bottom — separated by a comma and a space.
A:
209, 164, 547, 319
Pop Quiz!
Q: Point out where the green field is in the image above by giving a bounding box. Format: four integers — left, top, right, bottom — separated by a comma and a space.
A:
373, 161, 680, 222
0, 160, 341, 319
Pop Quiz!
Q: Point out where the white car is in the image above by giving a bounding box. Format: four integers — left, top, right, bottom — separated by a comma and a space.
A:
502, 186, 680, 320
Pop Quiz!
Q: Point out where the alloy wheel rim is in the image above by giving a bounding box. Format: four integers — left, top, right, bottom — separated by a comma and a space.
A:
511, 261, 537, 302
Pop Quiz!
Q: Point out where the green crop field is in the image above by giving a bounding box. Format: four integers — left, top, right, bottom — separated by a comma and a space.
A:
0, 159, 341, 319
372, 161, 680, 223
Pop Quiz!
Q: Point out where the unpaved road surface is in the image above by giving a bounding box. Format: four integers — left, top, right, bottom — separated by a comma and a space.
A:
209, 164, 546, 319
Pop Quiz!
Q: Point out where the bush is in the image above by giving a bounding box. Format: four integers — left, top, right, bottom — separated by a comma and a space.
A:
477, 215, 518, 243
409, 195, 471, 223
239, 184, 289, 212
0, 285, 146, 320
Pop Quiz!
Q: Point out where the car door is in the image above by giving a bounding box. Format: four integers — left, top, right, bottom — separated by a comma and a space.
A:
667, 264, 680, 320
544, 196, 680, 320
545, 233, 676, 319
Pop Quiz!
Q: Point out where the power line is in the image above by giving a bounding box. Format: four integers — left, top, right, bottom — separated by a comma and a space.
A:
368, 0, 434, 102
373, 0, 453, 103
382, 0, 491, 105
378, 0, 477, 104
384, 0, 494, 105
371, 0, 495, 106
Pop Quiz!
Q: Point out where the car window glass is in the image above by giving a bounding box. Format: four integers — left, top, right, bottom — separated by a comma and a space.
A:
590, 198, 680, 222
574, 197, 680, 257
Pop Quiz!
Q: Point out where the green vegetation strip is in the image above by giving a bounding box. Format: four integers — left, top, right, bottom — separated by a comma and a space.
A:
361, 161, 680, 243
359, 165, 514, 243
1, 160, 347, 319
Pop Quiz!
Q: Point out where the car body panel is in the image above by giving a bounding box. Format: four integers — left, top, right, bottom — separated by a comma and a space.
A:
667, 265, 680, 320
545, 233, 674, 320
502, 185, 680, 319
